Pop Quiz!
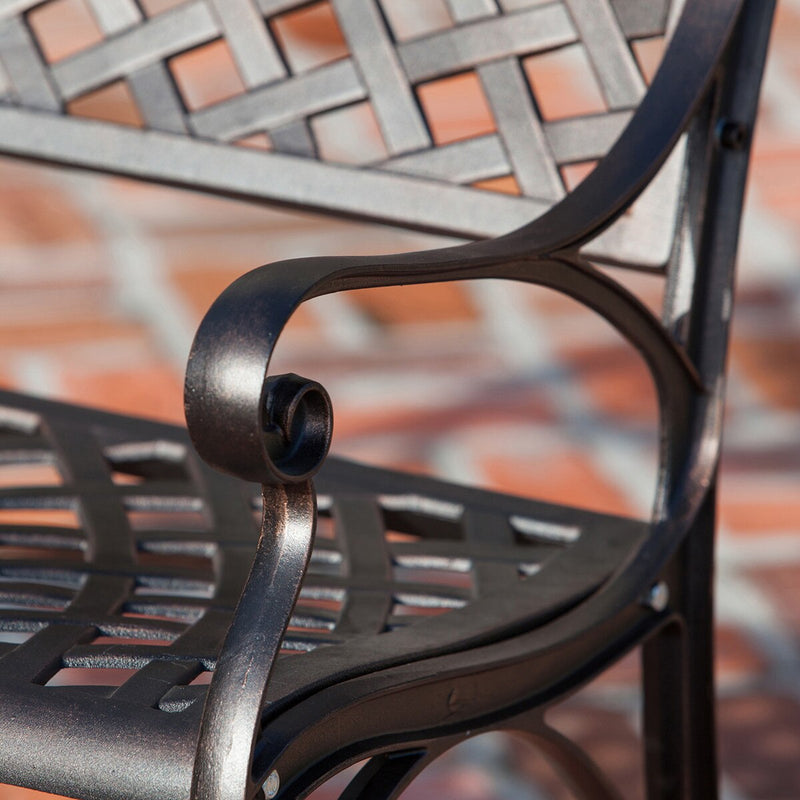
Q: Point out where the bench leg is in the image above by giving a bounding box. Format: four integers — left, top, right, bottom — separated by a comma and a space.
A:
643, 487, 718, 800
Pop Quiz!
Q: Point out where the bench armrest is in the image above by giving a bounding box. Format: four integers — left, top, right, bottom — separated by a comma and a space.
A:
185, 0, 740, 495
185, 245, 700, 502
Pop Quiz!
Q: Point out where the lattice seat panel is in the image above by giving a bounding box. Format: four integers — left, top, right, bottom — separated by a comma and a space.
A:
0, 389, 646, 722
0, 0, 682, 265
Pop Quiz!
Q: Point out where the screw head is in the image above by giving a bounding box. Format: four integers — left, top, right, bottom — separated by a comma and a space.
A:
645, 581, 669, 613
264, 770, 280, 799
717, 119, 748, 150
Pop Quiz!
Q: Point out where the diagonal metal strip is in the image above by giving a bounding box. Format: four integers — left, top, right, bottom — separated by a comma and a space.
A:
0, 16, 59, 110
445, 0, 500, 24
545, 110, 632, 163
478, 57, 565, 202
189, 59, 365, 141
205, 0, 286, 86
564, 0, 646, 109
332, 0, 430, 155
444, 0, 563, 200
85, 0, 142, 34
84, 0, 191, 133
51, 1, 220, 101
398, 4, 578, 83
269, 119, 317, 157
128, 61, 189, 134
611, 0, 671, 37
0, 0, 39, 21
378, 135, 509, 184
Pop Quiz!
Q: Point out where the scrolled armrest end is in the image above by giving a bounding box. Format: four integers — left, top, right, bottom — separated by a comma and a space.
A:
186, 362, 333, 486
183, 260, 335, 486
262, 372, 333, 483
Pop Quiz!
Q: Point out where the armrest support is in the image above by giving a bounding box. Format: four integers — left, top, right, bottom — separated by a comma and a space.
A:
185, 247, 701, 506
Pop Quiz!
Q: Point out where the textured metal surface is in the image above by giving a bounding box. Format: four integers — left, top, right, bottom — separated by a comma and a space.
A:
0, 390, 642, 800
0, 0, 681, 264
0, 0, 778, 799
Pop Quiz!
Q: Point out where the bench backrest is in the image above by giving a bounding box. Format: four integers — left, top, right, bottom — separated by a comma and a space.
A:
0, 0, 777, 516
0, 0, 677, 263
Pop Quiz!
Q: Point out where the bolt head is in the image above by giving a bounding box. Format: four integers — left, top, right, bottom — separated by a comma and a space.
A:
264, 770, 280, 799
717, 119, 748, 150
647, 582, 669, 613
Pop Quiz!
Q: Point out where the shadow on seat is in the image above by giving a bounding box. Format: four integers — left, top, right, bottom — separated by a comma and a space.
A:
0, 1, 776, 799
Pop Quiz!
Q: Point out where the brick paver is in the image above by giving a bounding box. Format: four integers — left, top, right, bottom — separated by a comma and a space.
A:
0, 2, 798, 798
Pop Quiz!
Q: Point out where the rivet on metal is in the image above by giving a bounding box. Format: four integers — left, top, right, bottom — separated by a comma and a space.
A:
264, 770, 280, 799
644, 582, 670, 612
717, 119, 748, 150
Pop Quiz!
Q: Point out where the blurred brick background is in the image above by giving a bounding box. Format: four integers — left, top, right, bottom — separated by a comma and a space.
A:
0, 1, 798, 798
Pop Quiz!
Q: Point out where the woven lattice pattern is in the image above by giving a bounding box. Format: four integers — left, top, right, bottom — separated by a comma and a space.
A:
0, 0, 681, 260
0, 390, 643, 715
0, 393, 255, 706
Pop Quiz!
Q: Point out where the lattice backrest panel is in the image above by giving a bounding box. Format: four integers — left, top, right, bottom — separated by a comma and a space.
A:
0, 0, 681, 267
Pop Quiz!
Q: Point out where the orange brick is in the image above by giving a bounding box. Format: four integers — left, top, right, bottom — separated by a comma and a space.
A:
590, 646, 640, 688
61, 364, 184, 423
715, 625, 766, 685
555, 344, 659, 424
0, 318, 144, 350
471, 175, 521, 195
0, 187, 94, 244
0, 365, 16, 387
721, 491, 800, 534
523, 45, 607, 121
270, 2, 349, 72
751, 565, 800, 635
417, 72, 496, 145
481, 452, 636, 517
0, 786, 68, 800
732, 336, 800, 411
331, 393, 554, 442
748, 148, 800, 224
27, 0, 102, 63
631, 36, 666, 84
68, 81, 144, 128
170, 40, 245, 111
772, 1, 800, 48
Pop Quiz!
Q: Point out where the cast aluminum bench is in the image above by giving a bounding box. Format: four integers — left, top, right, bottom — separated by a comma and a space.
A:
0, 1, 776, 798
